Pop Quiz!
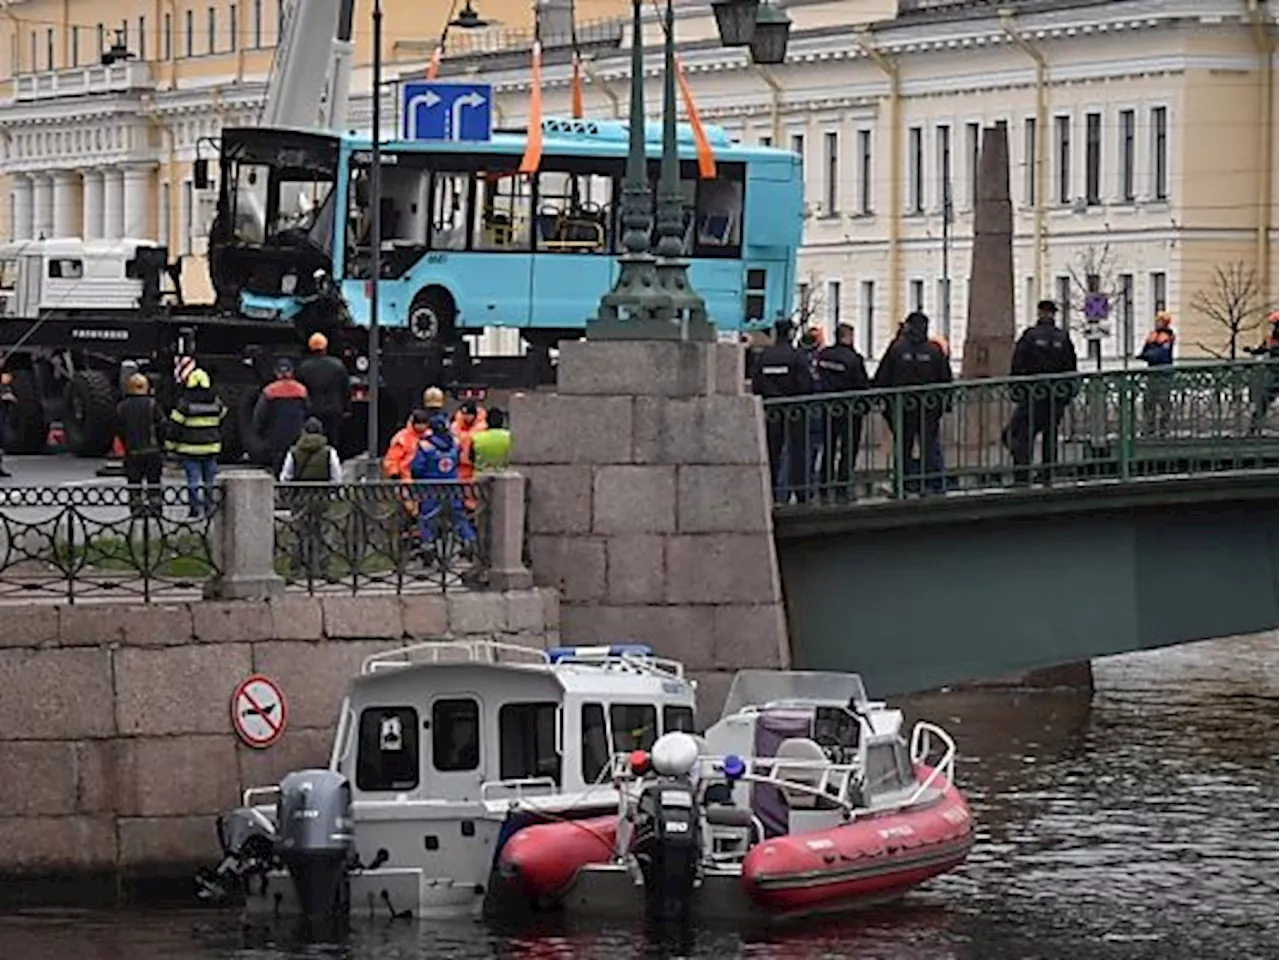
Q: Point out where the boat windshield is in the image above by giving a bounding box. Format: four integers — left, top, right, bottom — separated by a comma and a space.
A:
720, 670, 870, 721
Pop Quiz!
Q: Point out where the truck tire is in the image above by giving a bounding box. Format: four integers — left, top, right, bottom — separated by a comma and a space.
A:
2, 369, 48, 454
65, 369, 117, 458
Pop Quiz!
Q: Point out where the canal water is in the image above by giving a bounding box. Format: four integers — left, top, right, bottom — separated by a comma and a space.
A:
1, 633, 1275, 960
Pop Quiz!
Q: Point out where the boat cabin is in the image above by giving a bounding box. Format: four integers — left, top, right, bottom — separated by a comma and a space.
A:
329, 640, 698, 805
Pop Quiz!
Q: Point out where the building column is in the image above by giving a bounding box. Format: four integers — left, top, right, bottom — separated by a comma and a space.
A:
102, 167, 125, 240
31, 173, 53, 240
122, 164, 154, 240
52, 170, 81, 239
82, 169, 105, 241
11, 173, 33, 241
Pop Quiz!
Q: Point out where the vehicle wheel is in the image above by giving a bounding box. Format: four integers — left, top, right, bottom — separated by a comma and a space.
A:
64, 369, 117, 458
2, 369, 48, 454
407, 288, 456, 344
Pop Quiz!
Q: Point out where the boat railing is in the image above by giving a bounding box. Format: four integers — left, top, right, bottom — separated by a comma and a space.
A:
480, 776, 560, 802
242, 784, 280, 810
907, 720, 958, 805
360, 637, 551, 673
551, 651, 686, 681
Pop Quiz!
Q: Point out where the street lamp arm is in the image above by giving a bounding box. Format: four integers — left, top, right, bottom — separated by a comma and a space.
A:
755, 64, 783, 145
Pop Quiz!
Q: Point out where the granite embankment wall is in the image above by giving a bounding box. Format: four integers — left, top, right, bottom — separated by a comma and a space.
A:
0, 590, 558, 900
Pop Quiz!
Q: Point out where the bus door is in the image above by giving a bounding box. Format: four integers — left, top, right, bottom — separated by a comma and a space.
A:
463, 167, 533, 330
529, 167, 613, 327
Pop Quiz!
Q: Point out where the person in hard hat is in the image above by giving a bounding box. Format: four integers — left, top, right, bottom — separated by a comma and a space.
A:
167, 368, 227, 519
296, 332, 350, 451
116, 373, 166, 517
0, 371, 16, 479
1138, 311, 1177, 436
1247, 311, 1279, 433
252, 357, 311, 477
451, 399, 488, 483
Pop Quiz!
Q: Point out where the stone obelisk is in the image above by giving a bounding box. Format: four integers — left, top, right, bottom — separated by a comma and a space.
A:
962, 123, 1017, 379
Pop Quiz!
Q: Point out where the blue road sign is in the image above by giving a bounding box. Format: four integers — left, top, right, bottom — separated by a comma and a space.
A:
402, 82, 493, 143
1084, 291, 1111, 322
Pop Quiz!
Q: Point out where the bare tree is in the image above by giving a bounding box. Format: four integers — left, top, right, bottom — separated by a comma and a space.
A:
1191, 261, 1269, 359
792, 273, 825, 329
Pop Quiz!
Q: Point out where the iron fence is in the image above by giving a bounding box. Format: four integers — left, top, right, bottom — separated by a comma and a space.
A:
0, 484, 221, 603
763, 359, 1279, 507
273, 479, 492, 595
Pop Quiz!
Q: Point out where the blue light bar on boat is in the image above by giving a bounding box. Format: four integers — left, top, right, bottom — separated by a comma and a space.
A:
547, 644, 655, 663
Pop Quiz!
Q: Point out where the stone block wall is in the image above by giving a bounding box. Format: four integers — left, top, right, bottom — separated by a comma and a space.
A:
0, 589, 558, 894
511, 339, 791, 719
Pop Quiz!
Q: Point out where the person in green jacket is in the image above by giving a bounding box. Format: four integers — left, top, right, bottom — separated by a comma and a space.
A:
471, 407, 511, 473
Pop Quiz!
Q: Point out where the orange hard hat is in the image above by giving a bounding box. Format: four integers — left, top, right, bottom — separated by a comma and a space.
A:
307, 332, 328, 352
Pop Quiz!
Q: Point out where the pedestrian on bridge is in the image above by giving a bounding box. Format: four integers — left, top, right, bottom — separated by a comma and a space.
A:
874, 312, 952, 496
1006, 300, 1079, 485
253, 358, 311, 478
117, 373, 166, 518
167, 368, 227, 519
1138, 311, 1177, 436
751, 318, 814, 503
296, 332, 350, 452
814, 323, 870, 501
1247, 311, 1278, 433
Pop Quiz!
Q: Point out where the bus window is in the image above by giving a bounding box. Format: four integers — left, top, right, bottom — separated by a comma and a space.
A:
232, 162, 270, 243
581, 702, 610, 784
430, 171, 470, 252
535, 170, 611, 254
610, 704, 657, 753
473, 168, 531, 253
693, 173, 744, 257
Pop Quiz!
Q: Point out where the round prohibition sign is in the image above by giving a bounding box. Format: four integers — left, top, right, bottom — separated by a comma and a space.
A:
231, 674, 288, 749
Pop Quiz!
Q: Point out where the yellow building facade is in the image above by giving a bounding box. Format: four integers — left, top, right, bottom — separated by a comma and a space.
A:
0, 0, 1274, 360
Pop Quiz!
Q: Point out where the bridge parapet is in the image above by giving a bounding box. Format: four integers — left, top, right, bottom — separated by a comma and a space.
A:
764, 359, 1278, 510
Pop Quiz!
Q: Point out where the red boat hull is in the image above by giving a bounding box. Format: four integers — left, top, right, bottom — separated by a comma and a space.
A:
741, 773, 974, 919
496, 814, 617, 904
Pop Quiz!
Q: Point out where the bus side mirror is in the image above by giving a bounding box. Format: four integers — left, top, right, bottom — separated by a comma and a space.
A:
193, 158, 210, 190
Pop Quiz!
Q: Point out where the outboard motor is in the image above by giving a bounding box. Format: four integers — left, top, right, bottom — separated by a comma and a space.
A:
632, 733, 702, 923
275, 769, 355, 924
195, 806, 278, 903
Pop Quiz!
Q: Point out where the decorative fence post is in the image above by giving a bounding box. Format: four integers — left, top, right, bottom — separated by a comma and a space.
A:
486, 471, 533, 590
205, 470, 284, 600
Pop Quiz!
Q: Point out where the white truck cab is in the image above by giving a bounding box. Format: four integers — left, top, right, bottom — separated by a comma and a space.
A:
0, 238, 165, 319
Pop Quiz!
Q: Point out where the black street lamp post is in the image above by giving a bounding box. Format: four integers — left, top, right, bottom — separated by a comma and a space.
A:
588, 0, 790, 341
367, 0, 384, 461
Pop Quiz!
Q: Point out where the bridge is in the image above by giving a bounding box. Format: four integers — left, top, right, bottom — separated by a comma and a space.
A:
767, 359, 1279, 695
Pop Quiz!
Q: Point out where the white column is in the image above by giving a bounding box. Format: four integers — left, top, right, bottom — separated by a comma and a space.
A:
52, 171, 80, 239
102, 167, 125, 240
11, 174, 33, 241
31, 173, 53, 240
122, 164, 154, 240
82, 169, 104, 241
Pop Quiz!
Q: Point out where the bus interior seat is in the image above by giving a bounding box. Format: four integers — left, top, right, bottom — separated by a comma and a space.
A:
697, 212, 735, 246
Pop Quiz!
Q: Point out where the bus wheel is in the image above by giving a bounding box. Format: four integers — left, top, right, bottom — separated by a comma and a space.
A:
408, 288, 456, 344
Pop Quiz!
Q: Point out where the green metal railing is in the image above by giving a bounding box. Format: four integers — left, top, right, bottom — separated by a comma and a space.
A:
762, 359, 1279, 507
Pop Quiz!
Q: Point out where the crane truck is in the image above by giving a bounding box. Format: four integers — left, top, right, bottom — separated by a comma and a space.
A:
0, 0, 547, 464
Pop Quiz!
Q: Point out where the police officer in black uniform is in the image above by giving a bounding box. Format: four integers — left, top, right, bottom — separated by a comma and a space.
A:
751, 317, 814, 502
874, 311, 952, 495
815, 323, 870, 500
1007, 299, 1079, 484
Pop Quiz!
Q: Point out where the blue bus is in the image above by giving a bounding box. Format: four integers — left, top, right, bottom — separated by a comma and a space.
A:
215, 117, 803, 354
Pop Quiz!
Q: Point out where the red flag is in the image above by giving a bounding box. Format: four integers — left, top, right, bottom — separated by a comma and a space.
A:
571, 52, 585, 119
519, 41, 544, 175
426, 45, 442, 80
677, 58, 716, 180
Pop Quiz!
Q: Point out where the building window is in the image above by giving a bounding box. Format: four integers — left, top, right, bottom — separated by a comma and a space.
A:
433, 698, 480, 771
29, 32, 36, 72
45, 28, 53, 70
207, 7, 217, 54
826, 279, 842, 330
857, 129, 872, 214
71, 26, 79, 67
790, 133, 805, 182
1025, 276, 1036, 322
936, 278, 952, 341
277, 0, 285, 38
356, 706, 419, 792
795, 280, 810, 322
1056, 275, 1072, 331
909, 279, 924, 313
1055, 115, 1071, 204
860, 280, 875, 355
1151, 106, 1168, 201
97, 23, 105, 58
229, 4, 238, 51
823, 131, 838, 214
1150, 271, 1167, 313
1023, 117, 1037, 206
159, 182, 171, 247
759, 135, 772, 147
1118, 109, 1136, 202
908, 126, 924, 214
1085, 112, 1102, 206
162, 14, 171, 59
253, 0, 263, 47
1119, 273, 1134, 355
935, 124, 952, 215
181, 180, 194, 254
610, 704, 657, 753
966, 122, 981, 208
185, 11, 194, 56
120, 19, 128, 50
499, 702, 561, 785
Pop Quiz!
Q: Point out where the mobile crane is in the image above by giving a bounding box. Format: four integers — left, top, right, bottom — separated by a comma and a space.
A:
0, 0, 545, 463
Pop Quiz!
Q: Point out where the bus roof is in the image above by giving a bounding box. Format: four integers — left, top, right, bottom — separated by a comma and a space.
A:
341, 116, 795, 165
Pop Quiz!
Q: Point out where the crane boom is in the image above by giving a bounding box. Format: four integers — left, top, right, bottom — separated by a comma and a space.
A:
260, 0, 357, 133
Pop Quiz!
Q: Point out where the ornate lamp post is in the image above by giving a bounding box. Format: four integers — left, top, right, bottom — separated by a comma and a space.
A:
588, 0, 791, 341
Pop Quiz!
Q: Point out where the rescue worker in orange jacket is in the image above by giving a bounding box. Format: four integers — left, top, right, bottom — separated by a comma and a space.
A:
450, 399, 488, 512
1138, 311, 1176, 435
383, 386, 447, 480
